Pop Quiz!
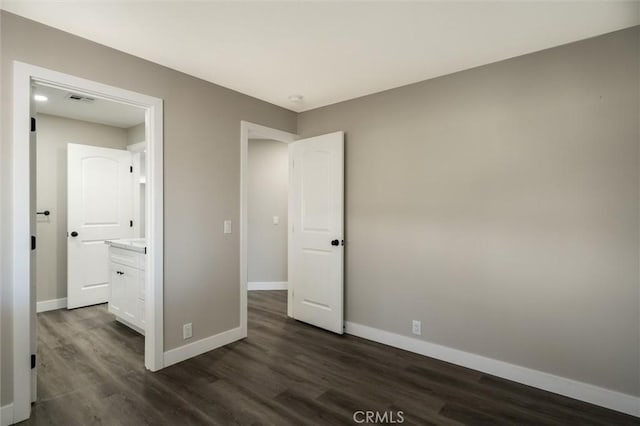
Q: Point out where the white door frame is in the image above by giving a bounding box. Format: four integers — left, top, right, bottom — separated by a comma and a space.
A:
11, 61, 165, 423
239, 121, 297, 336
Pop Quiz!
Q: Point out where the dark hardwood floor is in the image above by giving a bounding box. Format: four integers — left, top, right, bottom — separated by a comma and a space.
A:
23, 291, 637, 425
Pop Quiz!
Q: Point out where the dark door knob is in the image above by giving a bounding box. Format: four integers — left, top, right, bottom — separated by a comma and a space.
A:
70, 231, 78, 237
331, 239, 340, 246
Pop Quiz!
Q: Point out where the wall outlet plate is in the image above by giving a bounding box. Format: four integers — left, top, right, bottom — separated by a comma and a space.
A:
183, 323, 193, 340
412, 320, 421, 336
223, 220, 232, 234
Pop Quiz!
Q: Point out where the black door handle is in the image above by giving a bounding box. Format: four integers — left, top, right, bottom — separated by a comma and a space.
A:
70, 231, 78, 237
37, 210, 50, 216
331, 239, 339, 246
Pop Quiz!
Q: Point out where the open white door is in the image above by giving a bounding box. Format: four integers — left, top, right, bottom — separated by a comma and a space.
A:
30, 94, 37, 402
289, 131, 344, 334
67, 143, 133, 309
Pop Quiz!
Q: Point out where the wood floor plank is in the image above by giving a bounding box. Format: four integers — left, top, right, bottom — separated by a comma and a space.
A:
21, 290, 638, 426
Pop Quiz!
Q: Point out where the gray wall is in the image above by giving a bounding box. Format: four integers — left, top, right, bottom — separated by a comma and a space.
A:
298, 27, 640, 396
35, 113, 129, 303
248, 139, 288, 283
1, 11, 296, 405
127, 122, 145, 145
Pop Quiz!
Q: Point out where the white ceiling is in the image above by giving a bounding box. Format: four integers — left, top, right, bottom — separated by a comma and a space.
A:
4, 1, 639, 112
34, 83, 145, 128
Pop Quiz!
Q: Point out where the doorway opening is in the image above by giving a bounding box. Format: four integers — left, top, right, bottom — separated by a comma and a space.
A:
247, 136, 290, 321
33, 82, 148, 403
12, 62, 164, 423
240, 122, 297, 336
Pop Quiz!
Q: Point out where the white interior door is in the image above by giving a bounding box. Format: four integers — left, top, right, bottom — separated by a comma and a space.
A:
68, 143, 133, 309
289, 131, 344, 334
30, 94, 37, 402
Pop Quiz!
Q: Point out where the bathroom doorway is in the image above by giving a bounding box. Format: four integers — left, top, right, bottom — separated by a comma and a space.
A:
11, 62, 164, 421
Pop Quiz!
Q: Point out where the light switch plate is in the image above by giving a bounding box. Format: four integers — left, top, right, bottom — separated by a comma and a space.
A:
224, 220, 232, 234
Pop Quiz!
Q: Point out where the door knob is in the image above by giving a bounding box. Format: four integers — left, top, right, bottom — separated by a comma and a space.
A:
70, 231, 78, 237
331, 239, 339, 246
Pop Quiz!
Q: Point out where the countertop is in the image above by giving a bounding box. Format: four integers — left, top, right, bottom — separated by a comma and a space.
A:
105, 238, 146, 253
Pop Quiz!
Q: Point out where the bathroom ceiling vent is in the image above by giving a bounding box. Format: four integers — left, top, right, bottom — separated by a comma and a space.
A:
65, 93, 96, 103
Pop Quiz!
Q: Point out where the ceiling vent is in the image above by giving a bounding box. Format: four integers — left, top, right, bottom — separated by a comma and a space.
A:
65, 93, 95, 103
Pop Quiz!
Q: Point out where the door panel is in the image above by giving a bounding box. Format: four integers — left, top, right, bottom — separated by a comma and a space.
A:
290, 132, 344, 334
68, 143, 133, 309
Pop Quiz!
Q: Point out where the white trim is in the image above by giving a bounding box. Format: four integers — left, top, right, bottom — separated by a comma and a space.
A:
36, 298, 67, 313
345, 321, 640, 417
12, 61, 164, 423
248, 281, 288, 291
240, 121, 298, 339
163, 326, 244, 368
1, 404, 14, 426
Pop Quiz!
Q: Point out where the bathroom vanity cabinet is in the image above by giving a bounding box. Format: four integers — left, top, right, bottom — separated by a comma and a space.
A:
106, 239, 146, 334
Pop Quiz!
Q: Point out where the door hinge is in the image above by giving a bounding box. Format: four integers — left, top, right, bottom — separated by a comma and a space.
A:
130, 220, 133, 227
130, 166, 133, 173
31, 354, 36, 369
31, 235, 36, 251
30, 117, 36, 132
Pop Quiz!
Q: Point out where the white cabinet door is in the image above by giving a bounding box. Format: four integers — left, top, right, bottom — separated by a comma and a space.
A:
289, 132, 344, 334
138, 298, 146, 329
109, 265, 123, 317
67, 143, 133, 309
120, 264, 139, 325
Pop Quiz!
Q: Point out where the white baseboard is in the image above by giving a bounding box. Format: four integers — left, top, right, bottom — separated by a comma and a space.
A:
163, 326, 244, 368
345, 321, 640, 417
36, 297, 67, 313
1, 403, 13, 426
248, 281, 288, 291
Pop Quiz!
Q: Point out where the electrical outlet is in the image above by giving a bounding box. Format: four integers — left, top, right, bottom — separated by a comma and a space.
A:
412, 320, 421, 336
223, 220, 232, 234
183, 323, 193, 340
273, 216, 279, 225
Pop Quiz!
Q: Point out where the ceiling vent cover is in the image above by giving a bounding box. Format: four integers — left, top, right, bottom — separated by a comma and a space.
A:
65, 93, 95, 103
